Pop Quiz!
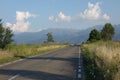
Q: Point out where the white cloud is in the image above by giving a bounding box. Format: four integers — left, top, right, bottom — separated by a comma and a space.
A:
80, 2, 100, 20
49, 16, 58, 22
58, 12, 71, 22
103, 13, 110, 20
49, 12, 71, 22
80, 2, 110, 20
49, 2, 110, 23
6, 11, 36, 33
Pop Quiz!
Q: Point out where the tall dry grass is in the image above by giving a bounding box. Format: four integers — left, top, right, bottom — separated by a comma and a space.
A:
0, 43, 67, 64
0, 50, 14, 59
81, 41, 120, 80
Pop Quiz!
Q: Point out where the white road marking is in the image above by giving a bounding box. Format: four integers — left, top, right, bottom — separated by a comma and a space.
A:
78, 74, 81, 78
0, 59, 24, 68
78, 69, 81, 72
79, 66, 81, 68
77, 47, 82, 79
8, 74, 19, 80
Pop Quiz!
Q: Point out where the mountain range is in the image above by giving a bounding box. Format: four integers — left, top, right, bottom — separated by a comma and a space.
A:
13, 24, 120, 44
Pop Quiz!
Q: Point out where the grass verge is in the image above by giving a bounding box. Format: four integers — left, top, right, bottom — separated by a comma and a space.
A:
81, 41, 120, 80
0, 43, 67, 64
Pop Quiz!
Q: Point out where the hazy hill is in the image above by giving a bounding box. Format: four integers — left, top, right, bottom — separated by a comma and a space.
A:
13, 24, 120, 44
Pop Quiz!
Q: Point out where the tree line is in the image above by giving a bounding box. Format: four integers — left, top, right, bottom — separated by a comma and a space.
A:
87, 23, 115, 42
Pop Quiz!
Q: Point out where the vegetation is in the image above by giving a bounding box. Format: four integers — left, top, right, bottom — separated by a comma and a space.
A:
88, 23, 115, 42
88, 29, 101, 42
0, 20, 67, 65
81, 41, 120, 80
0, 19, 13, 49
46, 32, 54, 43
0, 43, 67, 64
101, 23, 115, 41
83, 23, 118, 80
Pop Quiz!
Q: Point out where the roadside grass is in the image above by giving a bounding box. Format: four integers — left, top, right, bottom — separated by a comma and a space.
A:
81, 41, 120, 80
0, 43, 67, 64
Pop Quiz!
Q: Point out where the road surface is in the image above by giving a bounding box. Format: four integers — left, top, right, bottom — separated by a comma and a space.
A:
0, 46, 83, 80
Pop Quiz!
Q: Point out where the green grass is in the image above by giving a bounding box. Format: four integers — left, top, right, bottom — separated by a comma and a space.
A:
81, 41, 120, 80
0, 57, 20, 64
0, 43, 67, 64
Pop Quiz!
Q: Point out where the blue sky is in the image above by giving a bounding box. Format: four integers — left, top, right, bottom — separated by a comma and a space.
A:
0, 0, 120, 33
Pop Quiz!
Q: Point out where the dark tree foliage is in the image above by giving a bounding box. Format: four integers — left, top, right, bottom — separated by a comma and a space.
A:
88, 29, 101, 42
101, 23, 115, 41
46, 32, 54, 43
0, 19, 13, 49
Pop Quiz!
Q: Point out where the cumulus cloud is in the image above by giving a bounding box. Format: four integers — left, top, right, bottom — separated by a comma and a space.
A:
80, 2, 110, 20
49, 2, 110, 23
49, 16, 58, 22
103, 14, 110, 20
80, 2, 101, 20
58, 12, 71, 22
49, 12, 71, 22
6, 11, 36, 32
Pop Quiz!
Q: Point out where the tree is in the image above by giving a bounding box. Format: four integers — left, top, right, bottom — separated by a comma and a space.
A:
0, 19, 13, 49
88, 29, 101, 42
46, 32, 54, 43
101, 23, 115, 41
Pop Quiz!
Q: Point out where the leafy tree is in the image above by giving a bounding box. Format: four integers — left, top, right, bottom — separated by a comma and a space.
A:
46, 32, 54, 43
0, 19, 13, 49
101, 23, 115, 40
88, 29, 101, 42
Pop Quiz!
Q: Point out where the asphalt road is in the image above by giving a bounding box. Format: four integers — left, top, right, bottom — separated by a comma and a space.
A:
0, 46, 83, 80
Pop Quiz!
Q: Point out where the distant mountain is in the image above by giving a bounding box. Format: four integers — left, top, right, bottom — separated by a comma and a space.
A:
13, 28, 84, 44
112, 24, 120, 40
13, 24, 120, 44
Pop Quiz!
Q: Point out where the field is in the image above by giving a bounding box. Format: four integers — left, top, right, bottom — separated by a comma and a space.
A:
0, 43, 67, 64
81, 41, 120, 80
